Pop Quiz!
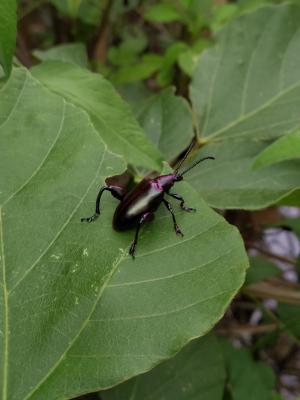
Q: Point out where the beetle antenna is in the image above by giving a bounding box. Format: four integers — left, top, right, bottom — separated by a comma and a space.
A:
179, 156, 215, 176
174, 141, 195, 174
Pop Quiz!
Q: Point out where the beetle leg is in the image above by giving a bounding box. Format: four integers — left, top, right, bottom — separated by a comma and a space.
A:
162, 199, 184, 237
81, 186, 124, 223
129, 212, 153, 259
166, 192, 196, 212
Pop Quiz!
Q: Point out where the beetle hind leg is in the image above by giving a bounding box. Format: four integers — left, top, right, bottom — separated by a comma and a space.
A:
129, 212, 153, 259
81, 185, 124, 223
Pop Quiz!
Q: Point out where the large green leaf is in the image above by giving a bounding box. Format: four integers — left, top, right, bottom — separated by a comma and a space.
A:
101, 334, 225, 400
192, 4, 300, 142
0, 67, 248, 400
26, 185, 247, 400
136, 87, 194, 161
0, 67, 123, 399
189, 4, 300, 209
31, 61, 163, 171
0, 0, 16, 76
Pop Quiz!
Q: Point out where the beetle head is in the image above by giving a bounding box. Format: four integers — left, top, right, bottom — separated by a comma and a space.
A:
174, 174, 183, 182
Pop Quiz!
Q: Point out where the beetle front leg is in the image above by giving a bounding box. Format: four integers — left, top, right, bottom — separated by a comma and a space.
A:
81, 186, 124, 223
129, 212, 153, 259
167, 192, 196, 212
163, 199, 184, 237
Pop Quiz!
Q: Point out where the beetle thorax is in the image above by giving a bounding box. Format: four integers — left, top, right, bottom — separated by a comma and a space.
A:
155, 174, 176, 191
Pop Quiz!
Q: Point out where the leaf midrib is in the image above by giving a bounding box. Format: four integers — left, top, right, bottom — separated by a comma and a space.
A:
90, 288, 234, 322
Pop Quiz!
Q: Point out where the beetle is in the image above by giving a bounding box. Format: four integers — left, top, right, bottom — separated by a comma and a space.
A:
81, 143, 214, 258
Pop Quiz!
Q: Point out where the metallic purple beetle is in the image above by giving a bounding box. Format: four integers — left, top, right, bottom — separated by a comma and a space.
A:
81, 144, 214, 258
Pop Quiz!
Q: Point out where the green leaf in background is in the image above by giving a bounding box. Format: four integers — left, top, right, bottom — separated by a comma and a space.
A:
210, 4, 238, 33
136, 87, 194, 161
221, 339, 277, 400
277, 304, 300, 339
108, 34, 148, 68
0, 68, 248, 398
177, 39, 212, 77
246, 257, 280, 285
237, 0, 274, 12
33, 43, 88, 68
117, 82, 152, 115
276, 217, 300, 238
189, 4, 300, 209
50, 0, 107, 24
277, 189, 300, 206
183, 0, 213, 35
112, 54, 163, 84
31, 61, 163, 171
178, 49, 199, 77
0, 0, 17, 76
253, 130, 300, 170
157, 42, 188, 86
145, 3, 182, 23
186, 140, 300, 209
101, 334, 226, 400
191, 4, 300, 142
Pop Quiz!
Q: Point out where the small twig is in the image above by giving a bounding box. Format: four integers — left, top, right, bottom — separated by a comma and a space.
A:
15, 32, 34, 67
233, 301, 257, 310
217, 323, 278, 335
246, 242, 296, 266
243, 290, 300, 346
269, 277, 300, 290
90, 0, 114, 63
244, 282, 300, 305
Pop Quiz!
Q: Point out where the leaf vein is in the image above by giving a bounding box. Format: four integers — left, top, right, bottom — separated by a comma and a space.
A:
90, 289, 233, 322
135, 220, 221, 259
108, 248, 233, 288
